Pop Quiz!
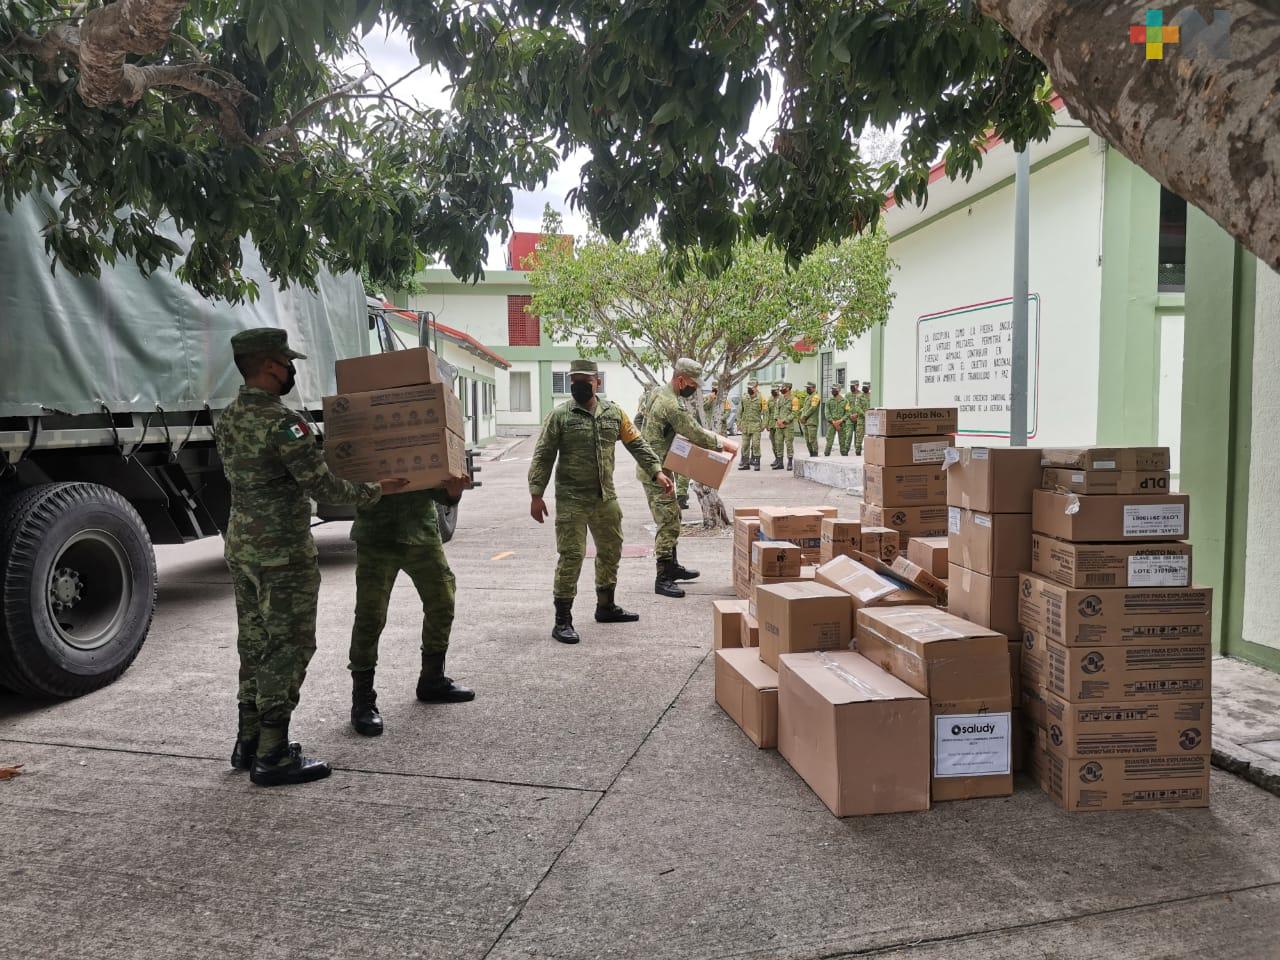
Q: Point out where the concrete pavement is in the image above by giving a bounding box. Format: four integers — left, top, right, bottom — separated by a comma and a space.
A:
2, 439, 1278, 960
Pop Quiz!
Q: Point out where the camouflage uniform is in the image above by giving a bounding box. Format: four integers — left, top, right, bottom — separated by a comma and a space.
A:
777, 384, 799, 464
799, 383, 821, 456
736, 381, 768, 467
823, 391, 853, 456
641, 385, 688, 501
853, 389, 871, 456
640, 381, 722, 560
768, 388, 785, 466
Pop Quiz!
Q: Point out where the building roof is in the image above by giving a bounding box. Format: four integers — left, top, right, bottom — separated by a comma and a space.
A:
380, 301, 512, 369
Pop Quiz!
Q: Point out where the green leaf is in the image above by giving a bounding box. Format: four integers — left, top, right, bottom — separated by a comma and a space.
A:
651, 99, 681, 127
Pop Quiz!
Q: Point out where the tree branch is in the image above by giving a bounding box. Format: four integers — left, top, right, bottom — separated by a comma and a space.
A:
255, 64, 377, 146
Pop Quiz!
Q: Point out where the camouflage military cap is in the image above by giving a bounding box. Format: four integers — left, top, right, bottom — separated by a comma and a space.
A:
806, 381, 816, 389
569, 359, 599, 375
673, 357, 703, 384
781, 382, 793, 391
231, 327, 306, 360
747, 379, 759, 388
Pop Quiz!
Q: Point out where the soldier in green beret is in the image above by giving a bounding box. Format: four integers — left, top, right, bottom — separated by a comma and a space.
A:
736, 379, 767, 471
215, 328, 407, 786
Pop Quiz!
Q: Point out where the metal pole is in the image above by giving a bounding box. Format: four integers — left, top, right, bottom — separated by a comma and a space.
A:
1010, 148, 1030, 447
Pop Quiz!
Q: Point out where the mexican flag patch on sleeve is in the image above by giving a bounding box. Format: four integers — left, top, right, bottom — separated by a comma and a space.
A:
283, 420, 312, 441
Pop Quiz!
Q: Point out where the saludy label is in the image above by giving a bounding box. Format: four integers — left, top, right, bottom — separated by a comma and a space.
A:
934, 712, 1012, 778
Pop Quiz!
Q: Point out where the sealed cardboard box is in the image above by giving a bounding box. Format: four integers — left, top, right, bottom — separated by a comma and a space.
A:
336, 346, 443, 393
326, 427, 466, 492
712, 599, 747, 650
777, 651, 931, 816
945, 447, 1043, 513
1018, 573, 1213, 646
755, 582, 853, 670
1020, 628, 1049, 688
733, 506, 762, 519
947, 564, 1019, 640
733, 516, 762, 549
858, 525, 901, 563
1044, 690, 1211, 758
740, 612, 760, 648
714, 648, 779, 749
907, 537, 949, 578
323, 384, 464, 441
1042, 468, 1172, 496
820, 518, 861, 562
855, 606, 1013, 801
1023, 682, 1048, 729
861, 503, 949, 539
816, 555, 935, 610
752, 540, 802, 578
1031, 534, 1193, 589
664, 435, 736, 489
1046, 639, 1212, 700
947, 508, 1031, 578
1041, 447, 1171, 472
748, 575, 809, 617
759, 506, 824, 541
1033, 490, 1191, 542
863, 464, 948, 507
1043, 752, 1209, 811
863, 435, 955, 467
890, 556, 948, 604
865, 407, 959, 437
815, 506, 840, 519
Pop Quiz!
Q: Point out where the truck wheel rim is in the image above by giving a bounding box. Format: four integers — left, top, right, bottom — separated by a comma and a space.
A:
45, 529, 133, 652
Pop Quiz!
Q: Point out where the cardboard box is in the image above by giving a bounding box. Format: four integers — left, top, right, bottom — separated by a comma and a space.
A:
945, 447, 1043, 513
777, 651, 931, 816
1042, 468, 1172, 496
819, 518, 861, 563
733, 516, 762, 550
325, 427, 466, 492
748, 575, 809, 617
1023, 682, 1048, 729
947, 508, 1031, 578
1042, 752, 1209, 811
712, 599, 747, 650
816, 555, 935, 610
1020, 628, 1049, 689
740, 612, 760, 648
755, 582, 853, 670
863, 464, 948, 507
865, 407, 959, 437
1018, 573, 1214, 646
863, 435, 955, 467
1033, 490, 1191, 543
815, 506, 840, 519
336, 346, 443, 394
1011, 709, 1025, 773
1008, 640, 1022, 700
858, 525, 901, 563
733, 548, 752, 601
947, 564, 1019, 640
907, 537, 949, 578
752, 540, 802, 578
323, 384, 464, 441
1041, 447, 1171, 472
733, 506, 761, 519
714, 648, 779, 749
663, 435, 736, 489
1030, 534, 1193, 589
855, 607, 1013, 801
1029, 732, 1050, 791
759, 507, 825, 541
890, 556, 948, 604
1046, 639, 1212, 701
1044, 690, 1211, 758
860, 503, 949, 539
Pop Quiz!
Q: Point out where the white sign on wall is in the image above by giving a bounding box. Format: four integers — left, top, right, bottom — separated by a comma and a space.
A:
915, 295, 1041, 439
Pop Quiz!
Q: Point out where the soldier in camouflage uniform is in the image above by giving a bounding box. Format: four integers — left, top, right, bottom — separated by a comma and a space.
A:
214, 328, 404, 787
768, 385, 784, 469
823, 385, 853, 456
641, 384, 690, 509
799, 381, 821, 456
736, 379, 767, 471
529, 360, 671, 643
640, 359, 739, 598
854, 382, 872, 456
775, 382, 799, 469
347, 475, 474, 738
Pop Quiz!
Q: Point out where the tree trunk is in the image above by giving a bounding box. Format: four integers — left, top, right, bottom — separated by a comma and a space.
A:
974, 0, 1280, 270
684, 393, 732, 530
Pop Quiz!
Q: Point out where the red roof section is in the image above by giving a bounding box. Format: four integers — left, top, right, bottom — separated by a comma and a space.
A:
381, 301, 511, 369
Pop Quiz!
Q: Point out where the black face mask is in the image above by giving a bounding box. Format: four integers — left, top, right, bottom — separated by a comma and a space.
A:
678, 384, 697, 398
570, 380, 594, 404
276, 362, 297, 396
747, 388, 756, 396
831, 389, 840, 397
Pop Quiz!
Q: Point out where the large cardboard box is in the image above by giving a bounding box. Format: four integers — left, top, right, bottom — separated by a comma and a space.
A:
858, 525, 900, 563
748, 575, 810, 617
733, 506, 762, 519
945, 447, 1043, 513
335, 346, 444, 393
1044, 690, 1211, 758
1042, 752, 1209, 811
714, 648, 779, 748
733, 550, 752, 601
863, 434, 955, 467
733, 516, 762, 550
816, 555, 934, 610
855, 607, 1013, 801
860, 502, 949, 539
947, 508, 1031, 578
889, 556, 948, 604
323, 384, 464, 441
740, 612, 760, 648
907, 537, 949, 578
1046, 639, 1212, 701
752, 540, 802, 578
755, 582, 853, 670
325, 427, 466, 492
712, 599, 747, 650
820, 518, 862, 563
947, 564, 1019, 640
1041, 447, 1171, 472
1030, 534, 1192, 589
664, 435, 736, 488
1018, 573, 1214, 646
863, 464, 948, 507
777, 651, 931, 816
1042, 468, 1172, 496
1023, 682, 1048, 729
759, 506, 824, 541
865, 407, 959, 437
1020, 627, 1049, 688
1033, 490, 1191, 543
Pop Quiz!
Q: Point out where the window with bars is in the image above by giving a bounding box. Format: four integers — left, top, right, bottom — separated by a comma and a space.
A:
507, 295, 540, 345
553, 370, 606, 395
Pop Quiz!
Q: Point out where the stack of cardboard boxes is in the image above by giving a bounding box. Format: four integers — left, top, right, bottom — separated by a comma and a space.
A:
1020, 447, 1213, 811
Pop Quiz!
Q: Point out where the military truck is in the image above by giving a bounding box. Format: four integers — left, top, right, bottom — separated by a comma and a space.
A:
0, 197, 465, 699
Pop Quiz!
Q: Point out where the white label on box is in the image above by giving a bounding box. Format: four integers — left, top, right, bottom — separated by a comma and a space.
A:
948, 507, 962, 535
973, 448, 989, 460
1071, 472, 1085, 483
708, 451, 732, 464
974, 513, 993, 528
1094, 459, 1117, 470
670, 436, 692, 458
913, 440, 950, 464
866, 412, 883, 434
1128, 554, 1191, 587
934, 712, 1012, 778
1122, 503, 1185, 537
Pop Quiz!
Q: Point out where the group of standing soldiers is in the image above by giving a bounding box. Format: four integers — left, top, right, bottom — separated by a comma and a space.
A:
732, 379, 872, 471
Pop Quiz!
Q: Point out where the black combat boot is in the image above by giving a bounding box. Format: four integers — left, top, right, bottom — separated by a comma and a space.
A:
655, 558, 685, 598
669, 546, 700, 581
753, 456, 761, 471
416, 651, 475, 702
552, 598, 581, 644
677, 494, 690, 510
249, 719, 331, 787
787, 457, 794, 470
771, 456, 784, 470
231, 701, 259, 770
738, 456, 751, 471
595, 586, 640, 623
350, 669, 383, 737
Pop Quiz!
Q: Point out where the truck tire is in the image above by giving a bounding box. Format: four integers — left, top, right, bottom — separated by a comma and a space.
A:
437, 500, 458, 544
0, 483, 157, 698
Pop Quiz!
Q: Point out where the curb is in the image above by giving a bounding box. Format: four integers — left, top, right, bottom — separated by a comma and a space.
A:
1212, 740, 1280, 797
